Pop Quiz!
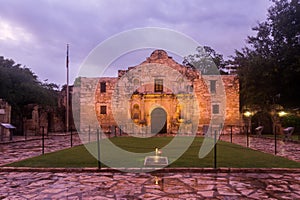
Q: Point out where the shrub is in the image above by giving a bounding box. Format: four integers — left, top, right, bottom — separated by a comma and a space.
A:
281, 114, 300, 132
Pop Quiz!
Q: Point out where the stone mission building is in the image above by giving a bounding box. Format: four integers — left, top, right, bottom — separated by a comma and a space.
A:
76, 50, 240, 135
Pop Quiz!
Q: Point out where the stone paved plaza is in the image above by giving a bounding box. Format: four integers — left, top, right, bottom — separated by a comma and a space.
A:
0, 133, 81, 166
0, 170, 300, 199
0, 133, 300, 199
219, 134, 300, 162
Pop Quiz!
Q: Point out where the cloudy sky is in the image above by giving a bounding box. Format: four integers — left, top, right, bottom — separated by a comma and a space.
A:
0, 0, 272, 86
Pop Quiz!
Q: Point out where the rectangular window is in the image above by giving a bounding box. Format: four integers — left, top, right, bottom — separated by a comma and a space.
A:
100, 105, 107, 114
100, 82, 106, 93
154, 79, 163, 92
212, 104, 219, 114
210, 80, 216, 93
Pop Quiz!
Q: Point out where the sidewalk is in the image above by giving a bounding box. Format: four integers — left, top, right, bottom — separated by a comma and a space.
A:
0, 170, 299, 199
0, 133, 81, 166
220, 134, 300, 162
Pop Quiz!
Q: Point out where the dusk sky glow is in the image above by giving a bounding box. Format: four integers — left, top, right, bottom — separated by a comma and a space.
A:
0, 0, 272, 86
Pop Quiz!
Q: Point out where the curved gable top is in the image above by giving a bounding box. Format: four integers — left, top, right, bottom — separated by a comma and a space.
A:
119, 50, 199, 80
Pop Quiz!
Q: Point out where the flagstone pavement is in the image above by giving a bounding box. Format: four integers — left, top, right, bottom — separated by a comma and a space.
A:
0, 171, 300, 199
219, 134, 300, 162
0, 133, 300, 199
0, 133, 82, 166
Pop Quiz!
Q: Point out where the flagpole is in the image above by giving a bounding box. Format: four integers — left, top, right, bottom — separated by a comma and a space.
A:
66, 44, 69, 133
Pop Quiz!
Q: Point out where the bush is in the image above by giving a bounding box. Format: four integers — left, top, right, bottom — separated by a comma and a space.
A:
281, 115, 300, 132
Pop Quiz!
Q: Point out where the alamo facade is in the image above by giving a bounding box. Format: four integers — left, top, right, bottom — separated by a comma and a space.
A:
74, 50, 240, 135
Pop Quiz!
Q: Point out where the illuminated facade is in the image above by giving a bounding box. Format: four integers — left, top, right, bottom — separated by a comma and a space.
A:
77, 50, 240, 134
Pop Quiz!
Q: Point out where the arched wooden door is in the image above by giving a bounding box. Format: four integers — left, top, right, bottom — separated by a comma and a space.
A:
151, 108, 167, 134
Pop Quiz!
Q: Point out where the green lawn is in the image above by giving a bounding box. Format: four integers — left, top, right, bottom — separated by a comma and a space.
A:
6, 136, 300, 168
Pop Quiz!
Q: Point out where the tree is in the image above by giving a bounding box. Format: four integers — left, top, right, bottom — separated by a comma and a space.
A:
183, 46, 227, 75
234, 0, 300, 108
0, 56, 59, 134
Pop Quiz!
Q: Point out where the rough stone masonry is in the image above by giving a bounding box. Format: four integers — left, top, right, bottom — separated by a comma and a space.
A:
74, 50, 240, 135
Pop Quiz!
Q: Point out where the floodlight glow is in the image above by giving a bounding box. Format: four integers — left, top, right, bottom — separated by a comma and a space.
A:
278, 111, 287, 117
244, 111, 252, 117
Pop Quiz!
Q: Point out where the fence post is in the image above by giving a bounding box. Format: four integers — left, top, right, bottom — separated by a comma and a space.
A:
214, 130, 217, 169
230, 125, 233, 143
246, 125, 249, 148
88, 125, 91, 143
97, 128, 101, 169
9, 129, 13, 141
42, 126, 45, 155
24, 123, 27, 140
70, 128, 73, 147
274, 128, 277, 155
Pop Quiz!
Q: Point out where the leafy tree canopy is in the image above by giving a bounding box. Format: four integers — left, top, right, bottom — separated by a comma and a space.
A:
234, 0, 300, 109
0, 56, 59, 114
183, 46, 227, 75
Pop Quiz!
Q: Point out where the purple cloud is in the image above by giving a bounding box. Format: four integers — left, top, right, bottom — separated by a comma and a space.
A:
0, 0, 272, 85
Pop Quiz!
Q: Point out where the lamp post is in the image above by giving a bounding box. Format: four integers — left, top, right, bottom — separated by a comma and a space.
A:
243, 111, 252, 147
274, 110, 287, 154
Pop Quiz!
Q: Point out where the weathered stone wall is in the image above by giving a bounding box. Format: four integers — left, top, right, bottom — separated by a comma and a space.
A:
94, 77, 118, 132
0, 99, 11, 124
23, 105, 50, 135
222, 75, 240, 125
76, 50, 240, 134
75, 77, 100, 133
0, 99, 12, 139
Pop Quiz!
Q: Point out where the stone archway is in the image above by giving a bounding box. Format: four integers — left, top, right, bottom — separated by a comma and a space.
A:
151, 108, 167, 134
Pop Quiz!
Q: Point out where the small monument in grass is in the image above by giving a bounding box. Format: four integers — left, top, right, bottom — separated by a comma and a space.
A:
144, 147, 168, 167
